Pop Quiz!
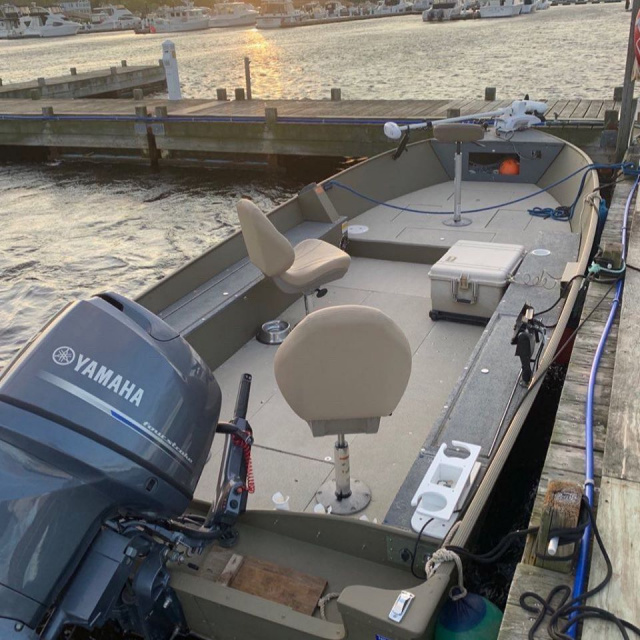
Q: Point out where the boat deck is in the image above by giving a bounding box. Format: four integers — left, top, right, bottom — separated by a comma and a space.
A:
194, 256, 484, 522
347, 181, 572, 251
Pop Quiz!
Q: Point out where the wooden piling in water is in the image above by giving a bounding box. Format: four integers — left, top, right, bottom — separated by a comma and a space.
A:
235, 88, 245, 101
216, 88, 228, 101
70, 67, 77, 76
244, 57, 252, 100
485, 87, 496, 101
446, 108, 460, 118
331, 88, 342, 101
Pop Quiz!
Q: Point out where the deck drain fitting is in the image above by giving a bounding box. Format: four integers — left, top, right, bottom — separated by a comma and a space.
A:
481, 368, 489, 374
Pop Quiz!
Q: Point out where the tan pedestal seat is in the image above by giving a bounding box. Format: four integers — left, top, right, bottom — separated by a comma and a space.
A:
236, 199, 350, 313
274, 305, 412, 514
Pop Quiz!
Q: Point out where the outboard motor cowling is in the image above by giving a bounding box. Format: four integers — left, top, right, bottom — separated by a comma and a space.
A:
0, 293, 221, 632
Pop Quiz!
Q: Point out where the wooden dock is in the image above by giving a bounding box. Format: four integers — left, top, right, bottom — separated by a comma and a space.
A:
498, 176, 639, 640
0, 95, 627, 167
0, 62, 166, 100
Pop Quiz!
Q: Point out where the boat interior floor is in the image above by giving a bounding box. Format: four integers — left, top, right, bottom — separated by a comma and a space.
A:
192, 179, 581, 529
347, 181, 572, 251
194, 257, 484, 523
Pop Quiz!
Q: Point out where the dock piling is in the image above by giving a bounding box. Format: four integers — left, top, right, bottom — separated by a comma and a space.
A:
133, 89, 144, 101
110, 67, 117, 76
614, 86, 624, 101
162, 41, 182, 101
533, 480, 582, 573
446, 108, 461, 118
30, 89, 41, 100
604, 109, 619, 130
244, 57, 252, 100
0, 79, 2, 87
121, 60, 127, 67
484, 87, 496, 101
70, 67, 77, 76
331, 88, 342, 101
37, 78, 46, 87
155, 106, 168, 118
216, 88, 228, 101
235, 88, 245, 101
41, 107, 54, 117
265, 107, 278, 125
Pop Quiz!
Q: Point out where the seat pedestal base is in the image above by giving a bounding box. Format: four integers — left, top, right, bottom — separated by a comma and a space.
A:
316, 478, 371, 515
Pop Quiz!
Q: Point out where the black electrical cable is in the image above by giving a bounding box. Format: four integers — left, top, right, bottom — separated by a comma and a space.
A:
409, 518, 434, 579
625, 263, 640, 273
519, 498, 640, 640
532, 274, 589, 319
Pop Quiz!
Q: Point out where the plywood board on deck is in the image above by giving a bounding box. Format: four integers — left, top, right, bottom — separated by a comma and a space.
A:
229, 556, 327, 615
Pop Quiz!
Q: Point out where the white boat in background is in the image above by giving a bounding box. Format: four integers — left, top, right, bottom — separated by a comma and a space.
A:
537, 0, 550, 8
0, 3, 21, 37
423, 0, 463, 20
209, 2, 257, 27
256, 0, 301, 28
520, 0, 537, 12
302, 1, 328, 18
324, 0, 347, 16
81, 5, 141, 32
150, 1, 210, 32
374, 0, 412, 12
478, 0, 523, 17
413, 0, 433, 10
19, 6, 81, 36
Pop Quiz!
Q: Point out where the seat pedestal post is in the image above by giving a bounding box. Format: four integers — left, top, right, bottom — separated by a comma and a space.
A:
443, 141, 472, 227
316, 434, 371, 515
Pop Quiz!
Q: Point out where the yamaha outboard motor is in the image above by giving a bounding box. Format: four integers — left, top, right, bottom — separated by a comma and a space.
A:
0, 293, 253, 640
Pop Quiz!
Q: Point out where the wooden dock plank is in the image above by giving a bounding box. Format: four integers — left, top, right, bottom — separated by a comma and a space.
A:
582, 477, 640, 639
501, 564, 573, 640
584, 101, 604, 119
600, 215, 640, 483
558, 100, 582, 119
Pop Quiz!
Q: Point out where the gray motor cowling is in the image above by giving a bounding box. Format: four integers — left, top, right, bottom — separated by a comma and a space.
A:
0, 293, 221, 630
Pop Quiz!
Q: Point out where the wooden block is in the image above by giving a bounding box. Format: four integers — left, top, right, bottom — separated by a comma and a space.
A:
533, 480, 582, 572
216, 553, 244, 586
485, 87, 496, 101
229, 556, 327, 615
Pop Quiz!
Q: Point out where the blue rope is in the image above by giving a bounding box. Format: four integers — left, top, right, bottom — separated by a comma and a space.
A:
324, 161, 637, 217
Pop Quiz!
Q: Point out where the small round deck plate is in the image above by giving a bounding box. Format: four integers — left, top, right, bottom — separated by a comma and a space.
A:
531, 248, 551, 257
347, 225, 369, 235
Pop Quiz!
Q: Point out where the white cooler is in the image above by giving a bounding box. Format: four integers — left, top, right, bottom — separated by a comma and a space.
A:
428, 240, 525, 323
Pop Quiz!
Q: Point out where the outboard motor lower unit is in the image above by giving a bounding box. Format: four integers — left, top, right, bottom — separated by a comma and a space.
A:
0, 293, 252, 640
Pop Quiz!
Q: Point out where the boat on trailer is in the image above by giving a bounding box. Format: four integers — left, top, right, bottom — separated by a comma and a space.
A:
0, 101, 600, 640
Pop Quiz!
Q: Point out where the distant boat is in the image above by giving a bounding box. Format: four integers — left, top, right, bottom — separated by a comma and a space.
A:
150, 1, 210, 32
209, 2, 258, 27
81, 5, 141, 32
521, 0, 538, 12
374, 0, 413, 13
478, 0, 523, 17
0, 4, 22, 38
18, 6, 81, 36
256, 0, 301, 28
423, 0, 465, 20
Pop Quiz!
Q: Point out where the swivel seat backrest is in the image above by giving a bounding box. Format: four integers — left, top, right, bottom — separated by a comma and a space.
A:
274, 305, 412, 514
237, 199, 350, 315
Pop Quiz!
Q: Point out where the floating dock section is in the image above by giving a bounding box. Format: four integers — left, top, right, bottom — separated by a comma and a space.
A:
0, 94, 629, 167
0, 62, 167, 100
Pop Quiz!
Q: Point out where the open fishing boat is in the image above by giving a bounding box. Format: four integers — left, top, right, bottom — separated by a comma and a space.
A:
0, 101, 600, 640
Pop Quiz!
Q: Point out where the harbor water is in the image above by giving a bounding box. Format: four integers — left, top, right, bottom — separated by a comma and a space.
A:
0, 4, 631, 367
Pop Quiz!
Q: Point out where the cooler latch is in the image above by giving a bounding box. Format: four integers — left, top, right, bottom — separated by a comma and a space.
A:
451, 275, 478, 304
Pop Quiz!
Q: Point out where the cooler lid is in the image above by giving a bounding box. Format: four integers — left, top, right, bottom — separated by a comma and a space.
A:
429, 240, 525, 287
